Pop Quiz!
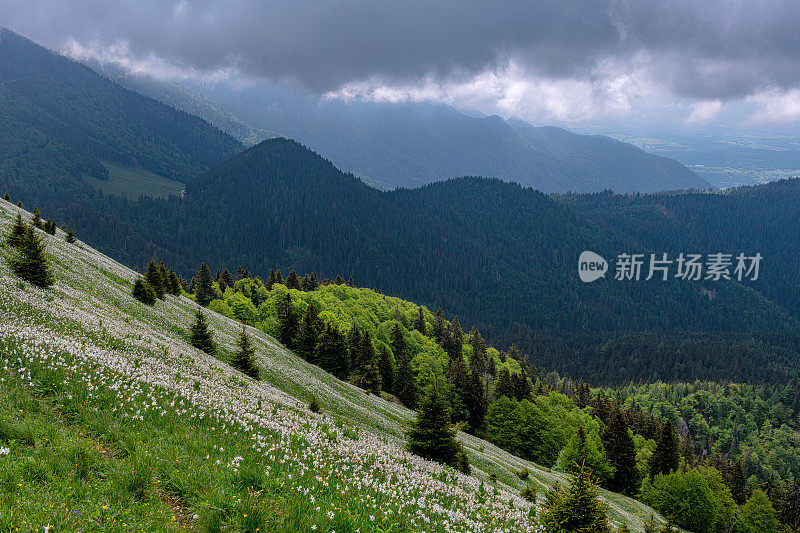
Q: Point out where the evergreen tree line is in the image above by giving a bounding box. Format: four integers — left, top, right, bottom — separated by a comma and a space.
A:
131, 258, 182, 305
1, 198, 79, 288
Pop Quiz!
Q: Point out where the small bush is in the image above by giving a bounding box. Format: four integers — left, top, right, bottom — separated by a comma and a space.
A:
309, 396, 321, 413
521, 484, 537, 502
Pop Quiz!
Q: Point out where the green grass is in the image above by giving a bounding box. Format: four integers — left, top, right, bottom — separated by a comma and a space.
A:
85, 162, 185, 200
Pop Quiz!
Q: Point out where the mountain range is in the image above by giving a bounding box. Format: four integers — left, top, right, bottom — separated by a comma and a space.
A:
1, 28, 797, 386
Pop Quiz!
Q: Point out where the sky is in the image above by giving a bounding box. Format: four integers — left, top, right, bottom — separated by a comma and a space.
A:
2, 0, 799, 139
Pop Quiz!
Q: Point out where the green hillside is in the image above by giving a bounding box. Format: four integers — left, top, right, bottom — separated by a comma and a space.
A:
0, 200, 664, 529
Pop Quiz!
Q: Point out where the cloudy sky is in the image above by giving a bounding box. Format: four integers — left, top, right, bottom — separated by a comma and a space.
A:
3, 0, 799, 136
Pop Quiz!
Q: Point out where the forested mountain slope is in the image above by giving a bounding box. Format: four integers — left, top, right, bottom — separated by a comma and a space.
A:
56, 137, 800, 386
0, 28, 241, 197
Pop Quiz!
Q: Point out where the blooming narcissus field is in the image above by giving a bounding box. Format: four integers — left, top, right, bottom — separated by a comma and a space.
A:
0, 199, 661, 532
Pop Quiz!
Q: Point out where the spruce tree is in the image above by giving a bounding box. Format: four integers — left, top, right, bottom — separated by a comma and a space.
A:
391, 323, 418, 408
231, 327, 261, 380
31, 206, 43, 229
334, 274, 344, 285
601, 410, 639, 496
318, 325, 349, 379
540, 463, 611, 533
296, 304, 323, 363
276, 292, 299, 349
413, 307, 426, 334
190, 308, 216, 355
44, 220, 56, 235
9, 225, 54, 288
360, 352, 382, 395
146, 260, 166, 299
407, 382, 469, 473
195, 262, 215, 307
6, 212, 26, 248
433, 308, 446, 344
649, 422, 680, 478
285, 270, 299, 289
2, 192, 9, 202
466, 329, 488, 432
167, 269, 182, 295
494, 369, 515, 399
265, 269, 278, 290
274, 270, 283, 285
347, 276, 355, 287
378, 346, 395, 394
132, 277, 156, 305
65, 227, 76, 244
219, 268, 233, 291
355, 333, 379, 389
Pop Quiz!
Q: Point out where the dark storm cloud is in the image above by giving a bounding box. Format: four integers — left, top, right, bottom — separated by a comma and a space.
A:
2, 0, 799, 98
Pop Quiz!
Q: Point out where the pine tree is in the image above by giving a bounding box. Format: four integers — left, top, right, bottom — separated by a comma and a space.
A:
285, 270, 299, 289
2, 192, 9, 202
378, 346, 395, 394
649, 422, 680, 478
407, 382, 469, 473
601, 410, 639, 496
540, 463, 611, 533
65, 227, 76, 244
31, 206, 43, 229
493, 369, 515, 399
219, 268, 234, 292
44, 220, 56, 235
360, 352, 382, 395
276, 292, 299, 349
5, 212, 26, 248
347, 276, 355, 287
265, 269, 278, 290
413, 307, 426, 334
466, 329, 488, 432
274, 270, 283, 285
195, 262, 215, 307
296, 304, 323, 363
433, 308, 446, 344
317, 325, 349, 379
190, 308, 216, 355
334, 274, 344, 285
231, 327, 261, 380
392, 323, 418, 408
167, 269, 182, 295
9, 225, 54, 288
145, 259, 165, 299
132, 277, 156, 305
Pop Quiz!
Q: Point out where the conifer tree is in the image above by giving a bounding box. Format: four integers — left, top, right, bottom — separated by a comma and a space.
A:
132, 277, 156, 305
433, 308, 446, 344
465, 329, 488, 432
413, 307, 426, 334
145, 259, 166, 299
167, 269, 182, 295
395, 350, 418, 409
334, 274, 344, 285
513, 365, 532, 400
190, 308, 216, 355
276, 292, 299, 349
274, 269, 283, 285
347, 325, 362, 369
296, 304, 323, 363
2, 192, 9, 202
219, 268, 234, 292
354, 333, 378, 386
407, 382, 469, 473
65, 227, 76, 244
540, 463, 611, 533
317, 325, 349, 379
494, 369, 515, 400
378, 346, 395, 394
9, 225, 54, 288
601, 410, 639, 496
347, 276, 355, 287
649, 422, 680, 478
31, 206, 43, 229
285, 270, 299, 289
195, 262, 215, 307
231, 327, 261, 380
265, 269, 278, 290
360, 351, 382, 395
44, 220, 56, 235
6, 212, 26, 248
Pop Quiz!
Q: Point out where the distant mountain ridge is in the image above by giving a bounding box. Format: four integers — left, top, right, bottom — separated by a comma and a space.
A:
88, 69, 710, 193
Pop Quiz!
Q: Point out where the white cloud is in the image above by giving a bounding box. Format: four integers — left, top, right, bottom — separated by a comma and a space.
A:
747, 89, 800, 123
685, 100, 724, 124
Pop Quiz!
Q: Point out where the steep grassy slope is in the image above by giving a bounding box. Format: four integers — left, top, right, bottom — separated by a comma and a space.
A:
0, 199, 664, 531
